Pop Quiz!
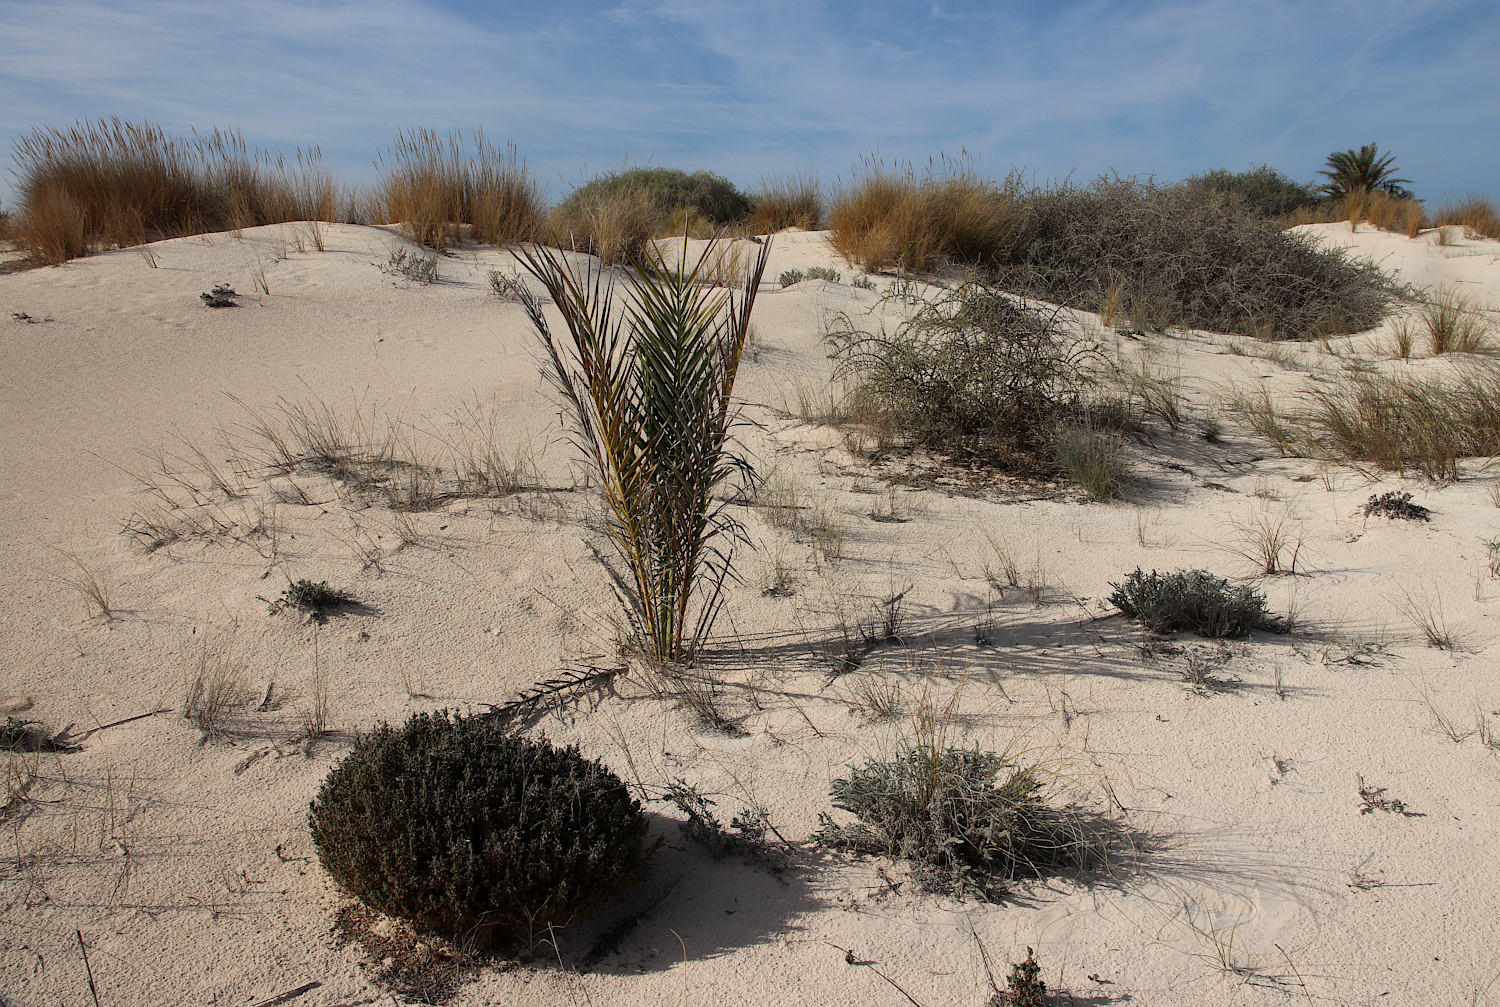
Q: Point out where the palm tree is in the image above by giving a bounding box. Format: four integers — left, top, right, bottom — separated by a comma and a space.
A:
1319, 143, 1413, 199
514, 235, 771, 663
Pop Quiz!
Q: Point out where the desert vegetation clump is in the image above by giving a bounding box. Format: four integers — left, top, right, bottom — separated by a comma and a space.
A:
309, 712, 648, 950
11, 118, 340, 263
1432, 195, 1500, 240
1050, 422, 1129, 501
827, 279, 1096, 477
750, 170, 823, 232
1302, 364, 1500, 480
381, 246, 439, 285
1006, 176, 1396, 338
266, 578, 353, 620
375, 128, 544, 251
514, 236, 771, 662
829, 155, 1026, 272
199, 283, 237, 308
1416, 287, 1492, 354
817, 738, 1105, 898
1109, 568, 1269, 638
1177, 165, 1319, 218
1363, 491, 1430, 522
547, 167, 751, 265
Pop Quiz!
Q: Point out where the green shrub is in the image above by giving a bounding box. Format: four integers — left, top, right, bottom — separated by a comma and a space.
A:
1007, 176, 1395, 339
778, 268, 805, 288
828, 279, 1094, 474
308, 712, 648, 949
547, 167, 750, 265
557, 167, 749, 232
1177, 165, 1319, 217
817, 744, 1101, 899
1109, 568, 1268, 638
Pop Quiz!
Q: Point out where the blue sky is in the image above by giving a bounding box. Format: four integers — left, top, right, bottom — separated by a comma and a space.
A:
2, 0, 1497, 206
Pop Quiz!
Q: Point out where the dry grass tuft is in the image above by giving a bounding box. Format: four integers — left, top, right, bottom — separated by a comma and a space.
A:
12, 118, 342, 263
1433, 195, 1500, 240
829, 154, 1024, 273
1234, 362, 1500, 480
376, 129, 545, 250
1419, 287, 1493, 355
182, 637, 251, 739
750, 171, 823, 232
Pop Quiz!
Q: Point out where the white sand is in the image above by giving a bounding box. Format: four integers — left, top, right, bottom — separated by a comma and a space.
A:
2, 221, 1498, 1005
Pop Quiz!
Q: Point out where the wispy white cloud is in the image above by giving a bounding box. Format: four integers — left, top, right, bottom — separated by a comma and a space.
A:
1, 0, 1496, 203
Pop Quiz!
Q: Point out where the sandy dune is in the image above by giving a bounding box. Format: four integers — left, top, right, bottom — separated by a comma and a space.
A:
2, 221, 1498, 1006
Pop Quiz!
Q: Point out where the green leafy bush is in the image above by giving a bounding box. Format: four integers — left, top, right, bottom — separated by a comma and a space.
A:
308, 712, 648, 949
817, 744, 1101, 899
1109, 568, 1268, 638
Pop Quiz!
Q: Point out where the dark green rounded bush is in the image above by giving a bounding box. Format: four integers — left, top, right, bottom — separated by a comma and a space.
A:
309, 712, 648, 949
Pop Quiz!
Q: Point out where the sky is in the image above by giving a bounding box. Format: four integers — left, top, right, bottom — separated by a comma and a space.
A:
2, 0, 1497, 207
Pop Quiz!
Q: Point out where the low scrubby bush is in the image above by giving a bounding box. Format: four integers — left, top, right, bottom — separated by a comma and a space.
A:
828, 280, 1095, 475
1177, 165, 1319, 218
1109, 568, 1268, 638
1007, 176, 1396, 338
309, 712, 648, 950
817, 743, 1101, 898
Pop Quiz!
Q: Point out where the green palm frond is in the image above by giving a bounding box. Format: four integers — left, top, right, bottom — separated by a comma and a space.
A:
1318, 143, 1412, 198
514, 235, 771, 663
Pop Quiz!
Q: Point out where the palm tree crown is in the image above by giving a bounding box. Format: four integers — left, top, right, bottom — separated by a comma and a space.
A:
1319, 143, 1413, 199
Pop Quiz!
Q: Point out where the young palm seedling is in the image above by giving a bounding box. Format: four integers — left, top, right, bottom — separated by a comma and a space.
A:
514, 235, 772, 663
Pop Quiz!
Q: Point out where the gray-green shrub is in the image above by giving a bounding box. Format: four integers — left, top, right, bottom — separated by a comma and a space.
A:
817, 744, 1103, 898
1109, 568, 1268, 638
